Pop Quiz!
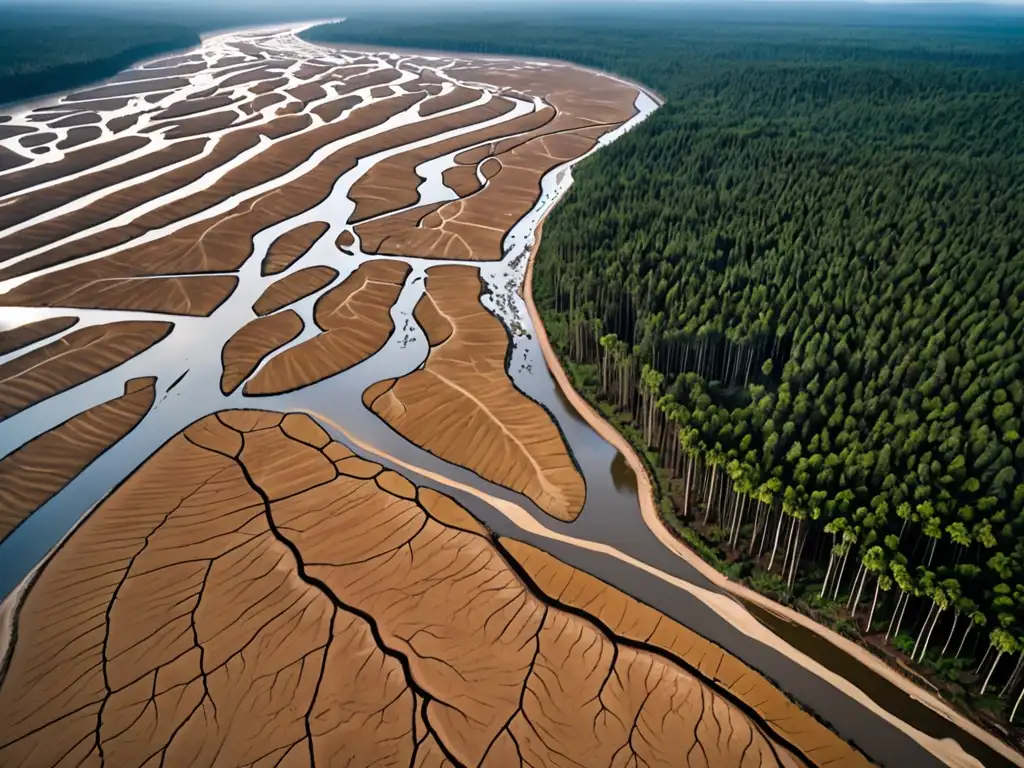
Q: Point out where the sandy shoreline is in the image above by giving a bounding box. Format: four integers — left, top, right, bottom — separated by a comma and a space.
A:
521, 217, 1024, 768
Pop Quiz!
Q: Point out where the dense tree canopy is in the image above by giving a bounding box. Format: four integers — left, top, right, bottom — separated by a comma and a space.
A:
0, 9, 198, 104
306, 9, 1024, 713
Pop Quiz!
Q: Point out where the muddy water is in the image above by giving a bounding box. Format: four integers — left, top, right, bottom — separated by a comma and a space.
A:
0, 22, 1015, 768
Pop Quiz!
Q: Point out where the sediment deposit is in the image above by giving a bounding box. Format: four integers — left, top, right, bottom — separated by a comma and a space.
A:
364, 264, 586, 521
0, 410, 850, 768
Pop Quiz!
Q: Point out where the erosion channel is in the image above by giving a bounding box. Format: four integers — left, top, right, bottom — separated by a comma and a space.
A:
0, 20, 1016, 768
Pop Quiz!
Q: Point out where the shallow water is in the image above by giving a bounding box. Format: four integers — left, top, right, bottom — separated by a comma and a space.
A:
0, 22, 1014, 768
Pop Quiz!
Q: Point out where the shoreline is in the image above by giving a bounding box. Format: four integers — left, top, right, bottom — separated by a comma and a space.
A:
521, 218, 1024, 768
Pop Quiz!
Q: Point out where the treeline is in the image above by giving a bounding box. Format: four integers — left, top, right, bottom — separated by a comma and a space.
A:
304, 10, 1024, 718
0, 9, 199, 105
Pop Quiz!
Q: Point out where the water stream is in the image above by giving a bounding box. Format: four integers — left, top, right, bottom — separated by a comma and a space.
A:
0, 22, 1015, 768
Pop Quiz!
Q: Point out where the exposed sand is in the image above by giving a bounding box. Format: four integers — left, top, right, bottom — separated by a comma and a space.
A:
251, 265, 338, 316
364, 264, 586, 522
261, 221, 329, 275
220, 310, 303, 395
0, 316, 77, 356
0, 376, 156, 542
244, 259, 409, 396
0, 409, 838, 768
0, 320, 171, 420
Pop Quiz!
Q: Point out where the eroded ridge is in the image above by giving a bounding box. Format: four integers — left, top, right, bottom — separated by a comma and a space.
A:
244, 259, 410, 396
364, 264, 586, 522
0, 410, 859, 768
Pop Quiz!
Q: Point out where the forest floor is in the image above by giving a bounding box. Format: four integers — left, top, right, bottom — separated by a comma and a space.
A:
522, 226, 1024, 767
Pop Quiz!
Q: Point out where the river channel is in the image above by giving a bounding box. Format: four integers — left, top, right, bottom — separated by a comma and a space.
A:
0, 21, 1018, 768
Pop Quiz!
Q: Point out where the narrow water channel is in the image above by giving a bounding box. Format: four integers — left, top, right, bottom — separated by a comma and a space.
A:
0, 22, 1017, 768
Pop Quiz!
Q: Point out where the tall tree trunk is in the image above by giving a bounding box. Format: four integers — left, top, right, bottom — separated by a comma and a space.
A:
682, 459, 694, 518
955, 622, 974, 659
767, 510, 787, 572
886, 591, 906, 640
982, 650, 1004, 696
916, 607, 943, 663
940, 612, 960, 658
912, 602, 936, 661
820, 550, 837, 599
832, 548, 850, 602
848, 564, 866, 612
702, 466, 718, 526
1000, 653, 1024, 699
1013, 683, 1024, 723
866, 578, 882, 631
893, 593, 911, 641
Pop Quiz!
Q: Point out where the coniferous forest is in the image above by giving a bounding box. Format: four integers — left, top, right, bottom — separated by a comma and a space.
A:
306, 8, 1024, 724
0, 8, 199, 105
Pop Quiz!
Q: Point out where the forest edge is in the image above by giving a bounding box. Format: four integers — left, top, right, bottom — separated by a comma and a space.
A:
522, 202, 1024, 768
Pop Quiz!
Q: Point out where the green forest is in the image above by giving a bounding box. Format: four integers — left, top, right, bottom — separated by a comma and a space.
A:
306, 10, 1024, 725
0, 8, 198, 104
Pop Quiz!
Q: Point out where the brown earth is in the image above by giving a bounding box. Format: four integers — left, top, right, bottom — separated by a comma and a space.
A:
261, 221, 329, 275
0, 114, 313, 276
418, 85, 480, 117
0, 320, 171, 421
354, 62, 640, 261
295, 62, 332, 80
336, 230, 355, 249
56, 126, 102, 150
252, 265, 338, 316
0, 271, 237, 316
442, 155, 501, 198
0, 90, 433, 280
107, 114, 141, 133
358, 124, 614, 261
245, 260, 408, 396
309, 94, 360, 122
220, 311, 303, 395
0, 137, 208, 234
0, 409, 857, 768
251, 77, 290, 96
0, 148, 28, 172
504, 539, 871, 766
2, 90, 534, 313
0, 377, 156, 544
49, 112, 101, 127
0, 316, 78, 356
0, 135, 148, 198
348, 103, 553, 223
0, 125, 34, 140
154, 95, 236, 120
159, 110, 241, 139
19, 132, 55, 149
65, 77, 191, 102
109, 62, 207, 84
364, 264, 586, 521
239, 92, 285, 115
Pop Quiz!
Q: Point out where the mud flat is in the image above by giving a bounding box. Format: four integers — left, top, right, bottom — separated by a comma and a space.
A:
245, 260, 409, 396
262, 221, 330, 275
0, 410, 863, 768
0, 377, 156, 542
0, 320, 170, 420
252, 265, 338, 316
0, 316, 77, 356
364, 264, 586, 522
220, 311, 304, 394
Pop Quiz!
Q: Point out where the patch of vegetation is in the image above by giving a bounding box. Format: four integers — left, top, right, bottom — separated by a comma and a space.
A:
0, 8, 199, 105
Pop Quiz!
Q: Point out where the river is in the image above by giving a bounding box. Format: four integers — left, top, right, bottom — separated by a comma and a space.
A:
0, 21, 1018, 768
